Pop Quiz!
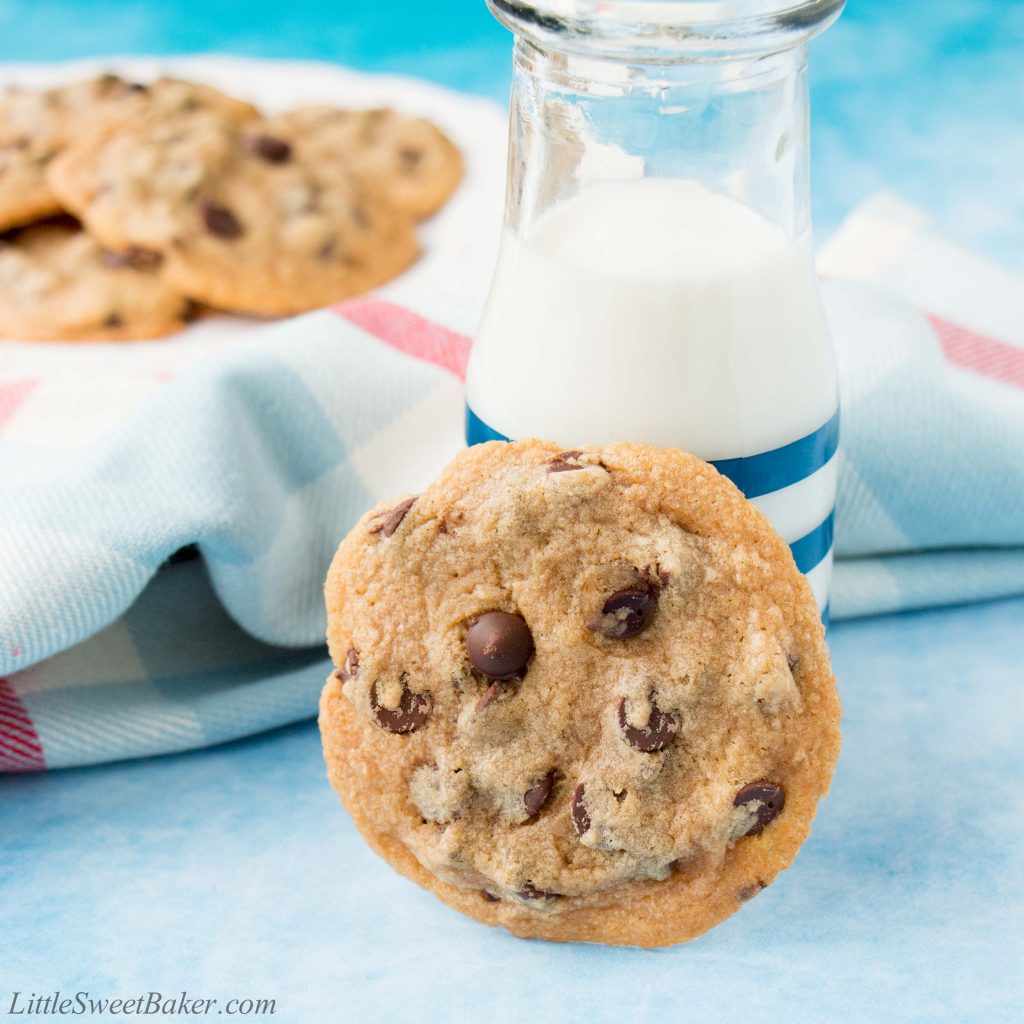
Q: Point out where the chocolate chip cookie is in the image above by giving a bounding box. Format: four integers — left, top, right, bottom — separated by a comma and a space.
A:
0, 219, 194, 341
269, 105, 463, 220
0, 74, 256, 232
49, 110, 419, 315
320, 440, 841, 947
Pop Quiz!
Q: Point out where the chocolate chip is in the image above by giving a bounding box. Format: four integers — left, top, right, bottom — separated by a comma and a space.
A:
474, 681, 501, 713
545, 450, 607, 473
351, 205, 372, 230
590, 588, 657, 639
101, 245, 163, 270
335, 647, 359, 683
613, 789, 627, 804
481, 891, 501, 903
398, 146, 423, 171
370, 679, 431, 734
99, 74, 147, 96
524, 771, 556, 818
617, 697, 678, 753
643, 563, 671, 589
200, 200, 243, 239
515, 884, 559, 903
368, 496, 417, 538
738, 880, 767, 902
103, 311, 123, 329
245, 133, 292, 163
734, 781, 785, 837
302, 185, 321, 214
571, 784, 591, 836
438, 510, 464, 534
465, 611, 533, 681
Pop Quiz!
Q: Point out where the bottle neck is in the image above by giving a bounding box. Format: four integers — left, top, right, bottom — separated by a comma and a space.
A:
505, 37, 812, 242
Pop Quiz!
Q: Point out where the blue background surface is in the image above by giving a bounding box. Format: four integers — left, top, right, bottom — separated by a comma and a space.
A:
2, 2, 1023, 1021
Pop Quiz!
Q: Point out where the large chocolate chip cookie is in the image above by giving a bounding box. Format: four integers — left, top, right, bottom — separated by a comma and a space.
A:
320, 440, 841, 947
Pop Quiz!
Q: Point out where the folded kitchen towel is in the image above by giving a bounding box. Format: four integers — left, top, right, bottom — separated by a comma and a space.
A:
1, 193, 1021, 771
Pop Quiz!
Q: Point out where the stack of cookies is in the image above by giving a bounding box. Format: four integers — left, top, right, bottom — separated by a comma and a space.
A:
0, 73, 463, 341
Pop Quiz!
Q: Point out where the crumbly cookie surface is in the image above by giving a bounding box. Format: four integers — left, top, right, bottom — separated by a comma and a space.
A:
0, 219, 193, 341
49, 110, 419, 316
270, 106, 463, 220
0, 74, 255, 232
320, 440, 841, 947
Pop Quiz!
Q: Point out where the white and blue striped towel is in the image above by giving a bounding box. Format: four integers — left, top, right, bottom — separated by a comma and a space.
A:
1, 193, 1021, 770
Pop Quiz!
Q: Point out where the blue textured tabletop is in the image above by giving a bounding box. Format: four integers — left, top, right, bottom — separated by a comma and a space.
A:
2, 2, 1023, 1021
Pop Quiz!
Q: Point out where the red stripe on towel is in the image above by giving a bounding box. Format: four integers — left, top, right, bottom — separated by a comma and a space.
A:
334, 298, 471, 381
0, 378, 40, 428
929, 315, 1024, 389
0, 679, 45, 772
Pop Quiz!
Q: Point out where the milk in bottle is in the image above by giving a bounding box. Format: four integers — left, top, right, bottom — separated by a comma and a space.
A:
467, 0, 844, 613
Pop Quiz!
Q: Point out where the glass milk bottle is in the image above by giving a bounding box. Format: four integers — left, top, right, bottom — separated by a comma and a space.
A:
466, 0, 842, 613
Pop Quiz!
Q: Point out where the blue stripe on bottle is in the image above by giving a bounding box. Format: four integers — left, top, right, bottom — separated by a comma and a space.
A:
789, 512, 834, 574
468, 404, 840, 501
466, 405, 511, 444
708, 408, 840, 499
465, 402, 837, 583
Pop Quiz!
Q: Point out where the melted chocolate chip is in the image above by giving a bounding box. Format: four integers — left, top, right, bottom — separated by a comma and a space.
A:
481, 891, 501, 903
351, 205, 371, 230
474, 681, 501, 713
103, 311, 123, 329
245, 133, 292, 163
397, 146, 423, 171
545, 450, 607, 474
734, 781, 785, 837
465, 611, 533, 681
571, 784, 591, 836
643, 563, 671, 589
515, 884, 559, 903
335, 647, 359, 683
438, 510, 464, 534
591, 588, 657, 639
617, 697, 678, 753
738, 880, 767, 902
524, 771, 556, 818
368, 496, 417, 538
200, 200, 243, 239
101, 246, 163, 270
370, 679, 431, 734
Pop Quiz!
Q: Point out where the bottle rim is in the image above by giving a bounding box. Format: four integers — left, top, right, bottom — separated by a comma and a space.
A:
488, 0, 845, 59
